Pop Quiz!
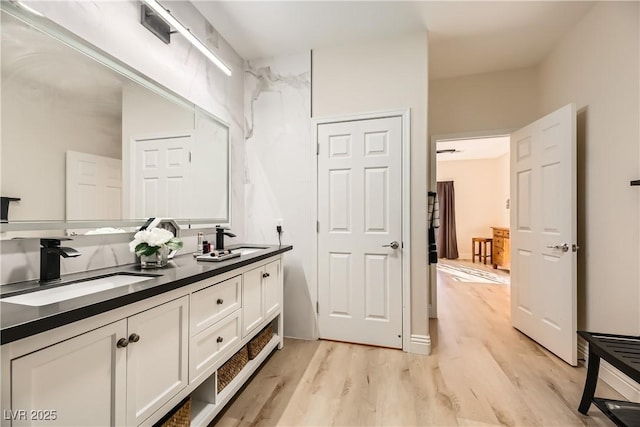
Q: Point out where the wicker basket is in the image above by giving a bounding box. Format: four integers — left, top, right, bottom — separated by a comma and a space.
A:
217, 346, 249, 392
247, 324, 274, 360
158, 397, 191, 427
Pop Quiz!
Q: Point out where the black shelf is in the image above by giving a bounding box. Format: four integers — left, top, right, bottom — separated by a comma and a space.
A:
593, 398, 640, 427
631, 180, 640, 186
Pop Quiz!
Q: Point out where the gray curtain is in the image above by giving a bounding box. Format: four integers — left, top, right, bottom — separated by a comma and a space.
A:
437, 181, 459, 259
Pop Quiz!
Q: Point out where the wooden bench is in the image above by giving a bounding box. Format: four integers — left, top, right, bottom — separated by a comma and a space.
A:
577, 331, 640, 426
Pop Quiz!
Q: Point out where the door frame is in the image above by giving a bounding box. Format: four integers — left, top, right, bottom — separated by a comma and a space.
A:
312, 109, 411, 352
429, 128, 514, 319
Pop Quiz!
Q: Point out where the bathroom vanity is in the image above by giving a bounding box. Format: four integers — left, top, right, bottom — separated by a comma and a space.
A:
0, 245, 291, 427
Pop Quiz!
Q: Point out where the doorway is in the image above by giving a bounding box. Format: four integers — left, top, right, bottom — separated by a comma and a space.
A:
315, 110, 411, 350
429, 133, 511, 318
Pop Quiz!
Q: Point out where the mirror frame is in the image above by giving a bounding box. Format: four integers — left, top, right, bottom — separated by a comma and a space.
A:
0, 1, 231, 235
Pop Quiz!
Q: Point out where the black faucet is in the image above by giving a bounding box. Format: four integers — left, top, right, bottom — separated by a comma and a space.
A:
40, 238, 81, 284
215, 226, 236, 250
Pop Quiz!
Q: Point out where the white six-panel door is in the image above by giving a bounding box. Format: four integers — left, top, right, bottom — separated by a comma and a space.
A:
132, 135, 191, 219
317, 116, 403, 349
510, 103, 577, 366
66, 151, 122, 220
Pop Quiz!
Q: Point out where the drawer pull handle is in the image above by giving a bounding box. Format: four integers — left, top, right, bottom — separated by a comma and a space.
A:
116, 338, 129, 348
262, 272, 270, 278
216, 298, 224, 305
217, 336, 224, 343
128, 333, 140, 343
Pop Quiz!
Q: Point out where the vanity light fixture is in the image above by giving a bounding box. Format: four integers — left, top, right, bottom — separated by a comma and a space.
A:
140, 0, 232, 76
12, 1, 44, 17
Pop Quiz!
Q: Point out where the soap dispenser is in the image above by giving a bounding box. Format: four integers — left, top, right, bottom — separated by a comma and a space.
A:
215, 226, 236, 250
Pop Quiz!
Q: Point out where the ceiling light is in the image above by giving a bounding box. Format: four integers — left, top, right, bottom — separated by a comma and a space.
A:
140, 0, 232, 76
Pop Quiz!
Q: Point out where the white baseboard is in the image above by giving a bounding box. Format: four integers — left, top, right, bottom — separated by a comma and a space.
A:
408, 334, 431, 355
579, 340, 640, 401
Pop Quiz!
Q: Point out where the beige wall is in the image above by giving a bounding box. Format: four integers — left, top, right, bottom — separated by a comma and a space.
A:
429, 67, 539, 137
313, 32, 430, 345
1, 77, 121, 222
539, 1, 640, 335
437, 157, 509, 260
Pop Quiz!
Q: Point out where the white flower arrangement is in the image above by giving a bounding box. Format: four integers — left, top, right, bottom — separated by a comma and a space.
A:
129, 228, 183, 257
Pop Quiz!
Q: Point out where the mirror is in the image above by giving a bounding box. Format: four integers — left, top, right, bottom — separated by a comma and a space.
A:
0, 5, 230, 236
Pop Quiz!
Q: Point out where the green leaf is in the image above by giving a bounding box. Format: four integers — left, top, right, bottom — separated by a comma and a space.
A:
135, 243, 158, 257
166, 238, 183, 251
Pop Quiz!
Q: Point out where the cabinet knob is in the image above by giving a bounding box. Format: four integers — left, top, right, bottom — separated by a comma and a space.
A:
216, 298, 224, 305
217, 336, 224, 343
116, 338, 129, 348
129, 333, 140, 343
262, 272, 270, 278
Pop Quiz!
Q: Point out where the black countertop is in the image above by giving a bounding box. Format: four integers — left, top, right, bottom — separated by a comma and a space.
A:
1, 244, 292, 344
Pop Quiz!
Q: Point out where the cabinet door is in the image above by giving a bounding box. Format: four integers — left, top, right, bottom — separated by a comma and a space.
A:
264, 260, 281, 319
11, 320, 127, 427
242, 266, 264, 337
126, 296, 188, 426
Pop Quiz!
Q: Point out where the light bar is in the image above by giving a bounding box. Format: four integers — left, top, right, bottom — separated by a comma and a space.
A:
141, 0, 232, 76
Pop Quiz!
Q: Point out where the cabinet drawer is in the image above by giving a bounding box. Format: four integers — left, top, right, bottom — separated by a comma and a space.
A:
494, 249, 504, 265
494, 229, 505, 237
189, 310, 241, 383
493, 237, 504, 249
190, 275, 241, 337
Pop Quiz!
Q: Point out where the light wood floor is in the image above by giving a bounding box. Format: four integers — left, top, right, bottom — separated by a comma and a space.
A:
212, 262, 621, 426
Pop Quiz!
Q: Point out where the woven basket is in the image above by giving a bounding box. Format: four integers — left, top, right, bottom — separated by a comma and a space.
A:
159, 397, 191, 427
217, 346, 249, 392
247, 324, 273, 360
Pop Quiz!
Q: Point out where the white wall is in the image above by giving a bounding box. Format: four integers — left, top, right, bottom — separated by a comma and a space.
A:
538, 1, 640, 336
1, 0, 244, 284
429, 67, 539, 138
1, 73, 121, 221
312, 32, 430, 349
243, 52, 315, 339
437, 156, 509, 260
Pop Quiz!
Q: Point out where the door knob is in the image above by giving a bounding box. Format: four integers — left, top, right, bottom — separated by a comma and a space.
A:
128, 333, 140, 343
382, 241, 400, 250
547, 243, 569, 252
116, 338, 129, 348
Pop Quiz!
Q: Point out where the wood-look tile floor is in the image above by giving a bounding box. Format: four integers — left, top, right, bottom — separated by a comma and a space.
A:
212, 261, 621, 426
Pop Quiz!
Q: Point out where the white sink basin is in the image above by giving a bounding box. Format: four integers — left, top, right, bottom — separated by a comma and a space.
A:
2, 274, 157, 307
233, 247, 266, 256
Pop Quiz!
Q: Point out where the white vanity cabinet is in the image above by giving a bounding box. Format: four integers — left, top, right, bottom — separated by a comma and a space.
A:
7, 296, 188, 427
242, 260, 281, 337
10, 320, 127, 427
2, 251, 288, 427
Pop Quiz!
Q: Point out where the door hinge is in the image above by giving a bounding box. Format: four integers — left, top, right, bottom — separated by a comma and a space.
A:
316, 221, 319, 233
189, 152, 192, 163
317, 143, 320, 155
316, 301, 319, 314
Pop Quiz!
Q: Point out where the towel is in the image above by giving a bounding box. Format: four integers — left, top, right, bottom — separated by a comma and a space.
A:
427, 191, 439, 264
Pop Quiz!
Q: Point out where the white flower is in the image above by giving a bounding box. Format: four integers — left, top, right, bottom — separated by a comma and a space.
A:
129, 228, 175, 253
